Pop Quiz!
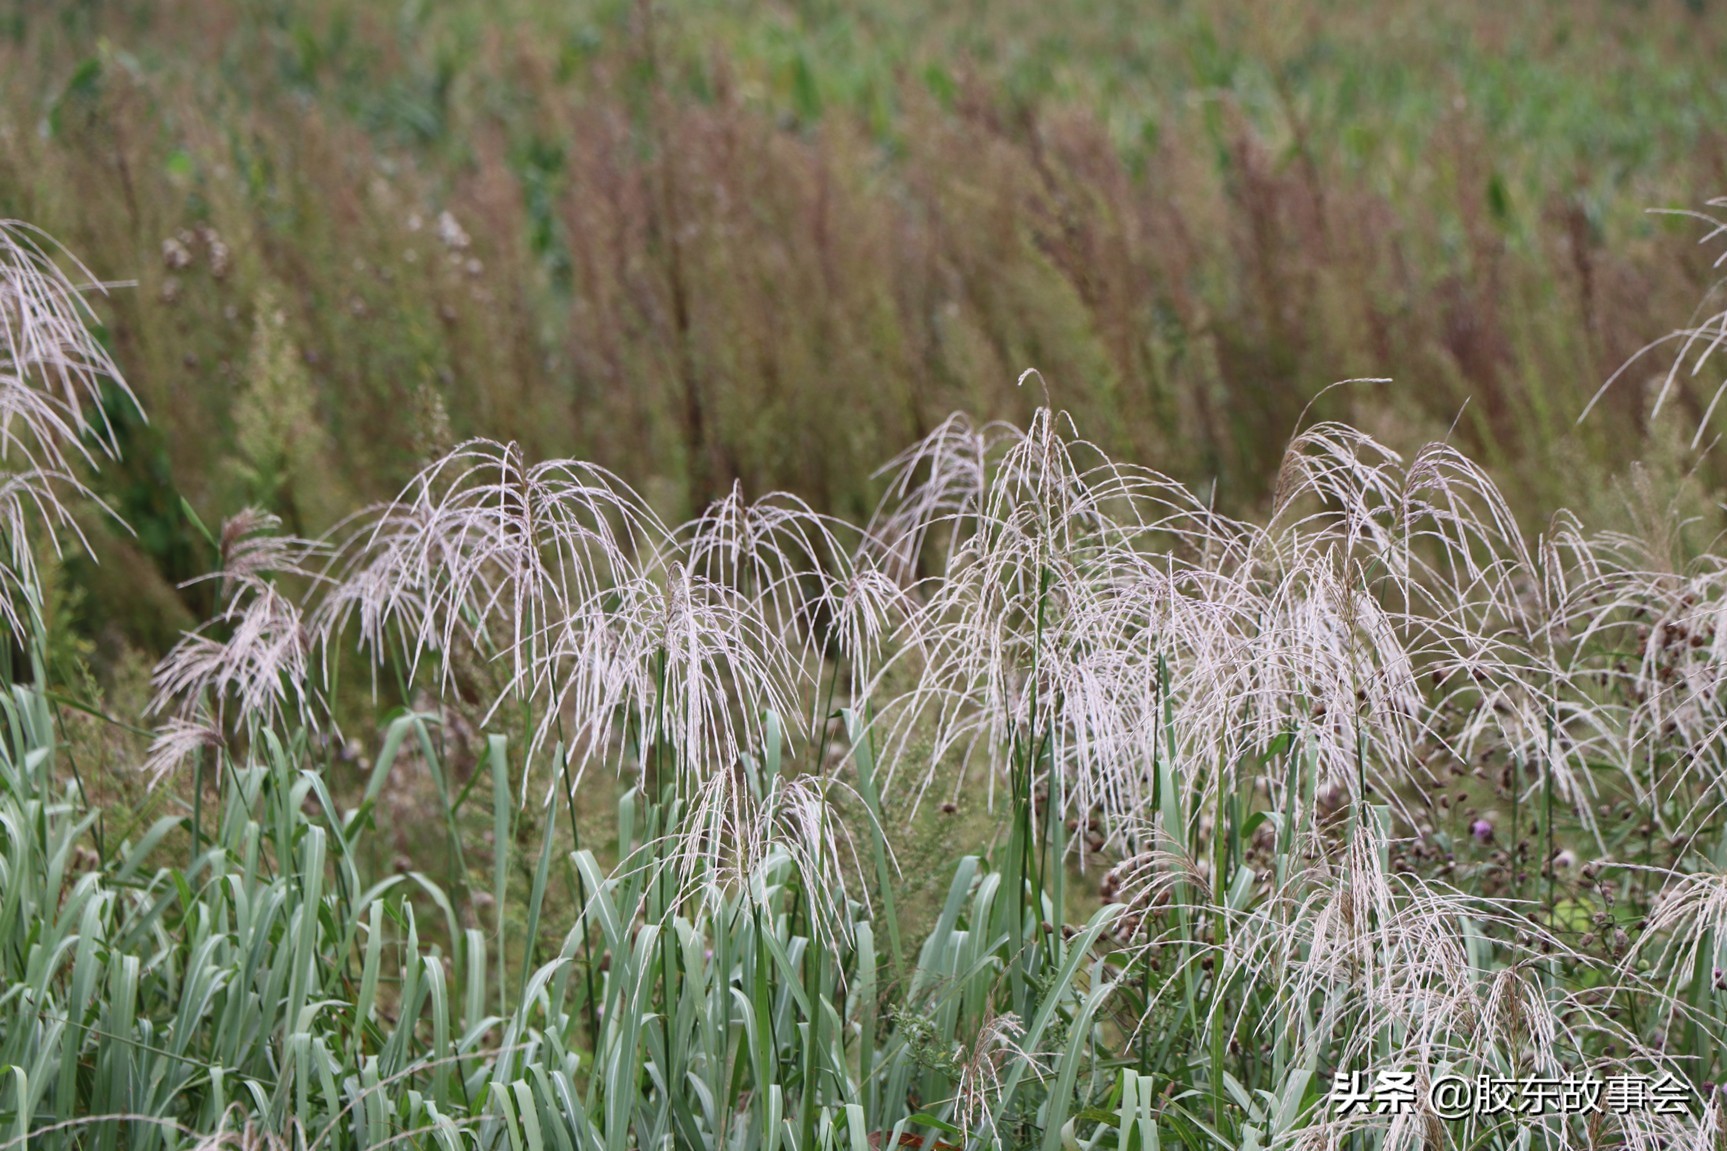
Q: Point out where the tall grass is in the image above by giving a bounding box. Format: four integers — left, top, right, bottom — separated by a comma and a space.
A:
4, 0, 1727, 652
15, 217, 1727, 1149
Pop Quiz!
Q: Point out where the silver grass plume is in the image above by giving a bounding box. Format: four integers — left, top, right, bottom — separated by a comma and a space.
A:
317, 439, 665, 699
145, 509, 325, 781
867, 406, 1244, 830
0, 220, 142, 635
673, 763, 876, 947
0, 220, 138, 471
679, 482, 919, 702
1580, 194, 1727, 451
523, 556, 802, 793
950, 1011, 1038, 1144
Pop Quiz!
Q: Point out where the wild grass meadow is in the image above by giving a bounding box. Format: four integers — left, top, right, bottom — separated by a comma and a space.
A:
9, 2, 1727, 1149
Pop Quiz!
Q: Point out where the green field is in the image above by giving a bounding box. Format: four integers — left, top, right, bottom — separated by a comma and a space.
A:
7, 2, 1727, 1148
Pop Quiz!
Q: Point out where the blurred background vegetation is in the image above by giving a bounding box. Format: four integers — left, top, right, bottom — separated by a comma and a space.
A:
4, 0, 1727, 673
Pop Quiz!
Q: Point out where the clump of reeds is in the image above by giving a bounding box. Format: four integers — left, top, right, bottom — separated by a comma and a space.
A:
15, 209, 1727, 1151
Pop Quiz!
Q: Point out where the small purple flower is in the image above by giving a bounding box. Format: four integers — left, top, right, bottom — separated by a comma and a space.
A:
1470, 819, 1494, 843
